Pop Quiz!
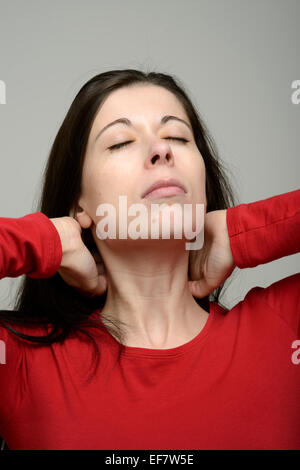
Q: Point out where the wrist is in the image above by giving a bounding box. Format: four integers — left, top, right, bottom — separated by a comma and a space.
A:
50, 217, 80, 266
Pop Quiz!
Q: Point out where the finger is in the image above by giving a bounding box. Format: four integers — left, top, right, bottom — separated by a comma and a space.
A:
188, 252, 204, 282
76, 274, 107, 298
94, 273, 108, 295
188, 279, 214, 299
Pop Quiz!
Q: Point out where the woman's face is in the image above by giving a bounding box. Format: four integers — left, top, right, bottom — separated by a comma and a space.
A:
78, 84, 207, 242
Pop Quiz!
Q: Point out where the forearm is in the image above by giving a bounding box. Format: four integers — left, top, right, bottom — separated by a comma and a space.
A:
226, 189, 300, 269
0, 212, 62, 279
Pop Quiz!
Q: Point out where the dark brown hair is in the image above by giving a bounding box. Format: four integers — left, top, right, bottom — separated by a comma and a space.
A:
0, 68, 238, 383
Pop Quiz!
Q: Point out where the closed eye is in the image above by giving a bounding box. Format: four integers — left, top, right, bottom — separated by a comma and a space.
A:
108, 137, 189, 151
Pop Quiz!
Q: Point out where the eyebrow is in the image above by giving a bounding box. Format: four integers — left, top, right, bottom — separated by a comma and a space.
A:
94, 115, 192, 143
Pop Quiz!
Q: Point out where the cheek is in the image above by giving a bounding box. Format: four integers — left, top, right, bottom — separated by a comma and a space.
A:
81, 157, 133, 222
85, 171, 131, 221
187, 156, 206, 195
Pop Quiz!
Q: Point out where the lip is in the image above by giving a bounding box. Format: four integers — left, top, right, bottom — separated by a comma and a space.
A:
142, 178, 187, 199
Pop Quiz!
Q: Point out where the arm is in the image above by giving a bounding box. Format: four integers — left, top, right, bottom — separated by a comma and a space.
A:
0, 212, 63, 431
227, 189, 300, 336
0, 212, 106, 296
226, 189, 300, 268
0, 212, 62, 280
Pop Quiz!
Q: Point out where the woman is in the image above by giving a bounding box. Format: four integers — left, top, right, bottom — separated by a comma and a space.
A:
0, 69, 299, 450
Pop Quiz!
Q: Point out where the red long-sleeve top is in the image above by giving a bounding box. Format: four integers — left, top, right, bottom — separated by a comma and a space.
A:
0, 190, 299, 450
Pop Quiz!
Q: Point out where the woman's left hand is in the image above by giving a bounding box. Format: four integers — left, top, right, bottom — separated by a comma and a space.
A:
188, 209, 236, 298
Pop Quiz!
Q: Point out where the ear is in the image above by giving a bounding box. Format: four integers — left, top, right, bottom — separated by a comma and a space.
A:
69, 202, 93, 229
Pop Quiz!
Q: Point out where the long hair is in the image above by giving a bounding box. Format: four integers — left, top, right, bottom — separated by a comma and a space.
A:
0, 68, 238, 382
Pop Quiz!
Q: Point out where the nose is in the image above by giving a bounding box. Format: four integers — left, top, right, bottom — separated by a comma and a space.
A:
146, 140, 174, 167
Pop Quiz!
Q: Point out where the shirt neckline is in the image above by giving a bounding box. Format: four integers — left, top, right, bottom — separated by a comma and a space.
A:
94, 302, 220, 358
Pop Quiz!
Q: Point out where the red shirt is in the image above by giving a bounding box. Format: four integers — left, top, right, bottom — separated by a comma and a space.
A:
0, 190, 299, 450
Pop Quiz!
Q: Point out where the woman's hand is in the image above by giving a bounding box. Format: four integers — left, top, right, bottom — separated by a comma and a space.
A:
50, 216, 107, 297
188, 209, 236, 298
49, 209, 235, 299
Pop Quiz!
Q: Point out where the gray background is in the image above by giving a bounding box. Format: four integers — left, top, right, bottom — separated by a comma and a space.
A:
0, 0, 299, 311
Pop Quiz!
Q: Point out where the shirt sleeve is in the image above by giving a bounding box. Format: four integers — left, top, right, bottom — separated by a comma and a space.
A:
226, 189, 300, 269
227, 189, 300, 337
0, 212, 62, 280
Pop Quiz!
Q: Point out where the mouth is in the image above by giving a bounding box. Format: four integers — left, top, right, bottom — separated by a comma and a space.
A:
142, 178, 187, 199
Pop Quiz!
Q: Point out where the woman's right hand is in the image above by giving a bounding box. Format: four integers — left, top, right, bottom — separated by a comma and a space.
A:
49, 216, 107, 297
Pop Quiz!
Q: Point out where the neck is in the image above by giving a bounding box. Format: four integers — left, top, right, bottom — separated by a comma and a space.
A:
97, 238, 209, 349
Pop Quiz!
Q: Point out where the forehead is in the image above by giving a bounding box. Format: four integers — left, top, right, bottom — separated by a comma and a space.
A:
90, 84, 189, 136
